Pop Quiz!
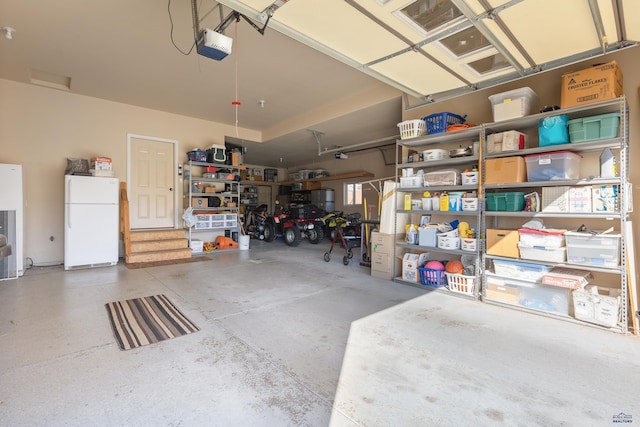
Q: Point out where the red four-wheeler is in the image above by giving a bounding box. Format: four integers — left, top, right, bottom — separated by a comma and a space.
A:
248, 203, 324, 247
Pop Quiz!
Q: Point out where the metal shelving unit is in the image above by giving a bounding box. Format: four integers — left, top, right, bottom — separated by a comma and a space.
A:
392, 97, 631, 332
393, 125, 483, 300
481, 96, 630, 333
183, 161, 241, 246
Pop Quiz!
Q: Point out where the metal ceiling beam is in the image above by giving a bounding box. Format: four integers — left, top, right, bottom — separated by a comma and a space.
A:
216, 0, 429, 99
344, 0, 471, 86
450, 0, 525, 75
587, 0, 608, 53
477, 0, 535, 68
404, 41, 637, 110
612, 0, 627, 42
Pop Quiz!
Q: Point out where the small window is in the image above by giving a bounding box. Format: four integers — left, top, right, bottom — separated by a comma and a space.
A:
344, 183, 363, 206
399, 0, 463, 34
467, 53, 511, 75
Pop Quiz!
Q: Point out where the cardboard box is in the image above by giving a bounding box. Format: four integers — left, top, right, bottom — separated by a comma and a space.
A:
402, 252, 429, 283
485, 276, 519, 304
90, 156, 112, 171
542, 186, 570, 213
560, 60, 623, 109
484, 157, 526, 184
371, 232, 399, 279
569, 186, 592, 213
542, 268, 593, 290
371, 232, 394, 255
572, 285, 621, 327
204, 187, 217, 194
231, 151, 241, 166
189, 239, 204, 253
301, 181, 321, 190
486, 131, 527, 153
592, 184, 619, 212
191, 197, 208, 208
486, 229, 520, 258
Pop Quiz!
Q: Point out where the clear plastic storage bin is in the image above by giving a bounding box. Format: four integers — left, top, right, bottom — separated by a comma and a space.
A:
488, 87, 538, 121
525, 151, 581, 181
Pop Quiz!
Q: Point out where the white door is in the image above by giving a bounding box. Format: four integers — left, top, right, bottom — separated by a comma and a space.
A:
128, 135, 176, 229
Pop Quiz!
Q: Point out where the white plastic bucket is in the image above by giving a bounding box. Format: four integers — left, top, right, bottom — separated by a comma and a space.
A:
239, 235, 250, 250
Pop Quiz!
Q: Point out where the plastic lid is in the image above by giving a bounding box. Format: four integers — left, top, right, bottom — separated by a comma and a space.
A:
524, 150, 581, 158
518, 228, 566, 235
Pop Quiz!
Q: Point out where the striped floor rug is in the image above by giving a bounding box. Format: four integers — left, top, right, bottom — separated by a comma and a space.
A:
105, 294, 200, 351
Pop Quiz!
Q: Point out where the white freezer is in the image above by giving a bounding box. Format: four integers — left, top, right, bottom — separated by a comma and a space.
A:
64, 175, 119, 270
65, 175, 119, 205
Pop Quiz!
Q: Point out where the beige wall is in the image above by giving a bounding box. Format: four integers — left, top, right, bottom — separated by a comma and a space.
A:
0, 79, 260, 265
292, 146, 396, 218
2, 45, 639, 267
402, 47, 640, 270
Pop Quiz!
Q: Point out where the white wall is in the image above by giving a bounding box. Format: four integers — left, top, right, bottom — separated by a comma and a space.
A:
0, 79, 260, 265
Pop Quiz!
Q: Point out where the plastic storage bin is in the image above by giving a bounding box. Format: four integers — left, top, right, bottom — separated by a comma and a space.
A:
398, 119, 426, 139
400, 176, 423, 188
460, 238, 477, 251
568, 112, 620, 143
437, 235, 460, 250
538, 115, 569, 147
486, 192, 525, 211
488, 87, 538, 121
445, 273, 476, 295
461, 198, 478, 211
519, 282, 570, 315
565, 231, 620, 267
423, 112, 466, 134
525, 151, 581, 181
422, 149, 449, 161
418, 227, 438, 247
418, 267, 447, 287
518, 243, 566, 263
485, 274, 570, 315
461, 171, 478, 185
518, 228, 565, 248
492, 259, 553, 282
423, 169, 460, 186
187, 149, 207, 162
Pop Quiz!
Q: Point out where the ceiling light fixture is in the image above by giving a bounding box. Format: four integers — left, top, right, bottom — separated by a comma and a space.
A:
1, 26, 15, 40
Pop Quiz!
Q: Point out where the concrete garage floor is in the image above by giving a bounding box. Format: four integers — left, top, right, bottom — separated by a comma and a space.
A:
1, 241, 639, 426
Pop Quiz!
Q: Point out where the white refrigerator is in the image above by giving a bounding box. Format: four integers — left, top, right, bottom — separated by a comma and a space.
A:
64, 175, 119, 270
0, 164, 24, 279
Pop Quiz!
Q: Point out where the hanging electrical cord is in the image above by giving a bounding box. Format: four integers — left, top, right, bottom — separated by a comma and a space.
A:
167, 0, 196, 55
232, 19, 241, 136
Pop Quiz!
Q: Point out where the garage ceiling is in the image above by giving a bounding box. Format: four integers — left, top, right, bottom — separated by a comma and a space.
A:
230, 0, 637, 102
1, 0, 637, 167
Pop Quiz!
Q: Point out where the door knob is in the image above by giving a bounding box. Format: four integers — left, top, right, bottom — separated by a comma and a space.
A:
169, 187, 173, 191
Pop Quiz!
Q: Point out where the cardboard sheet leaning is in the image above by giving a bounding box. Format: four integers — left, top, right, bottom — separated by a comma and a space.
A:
379, 180, 407, 235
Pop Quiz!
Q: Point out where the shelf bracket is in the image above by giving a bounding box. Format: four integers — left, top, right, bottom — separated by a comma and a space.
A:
308, 129, 326, 156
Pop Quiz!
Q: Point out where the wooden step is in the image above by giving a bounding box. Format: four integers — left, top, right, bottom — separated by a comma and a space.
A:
130, 238, 188, 253
126, 248, 193, 264
130, 228, 185, 242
